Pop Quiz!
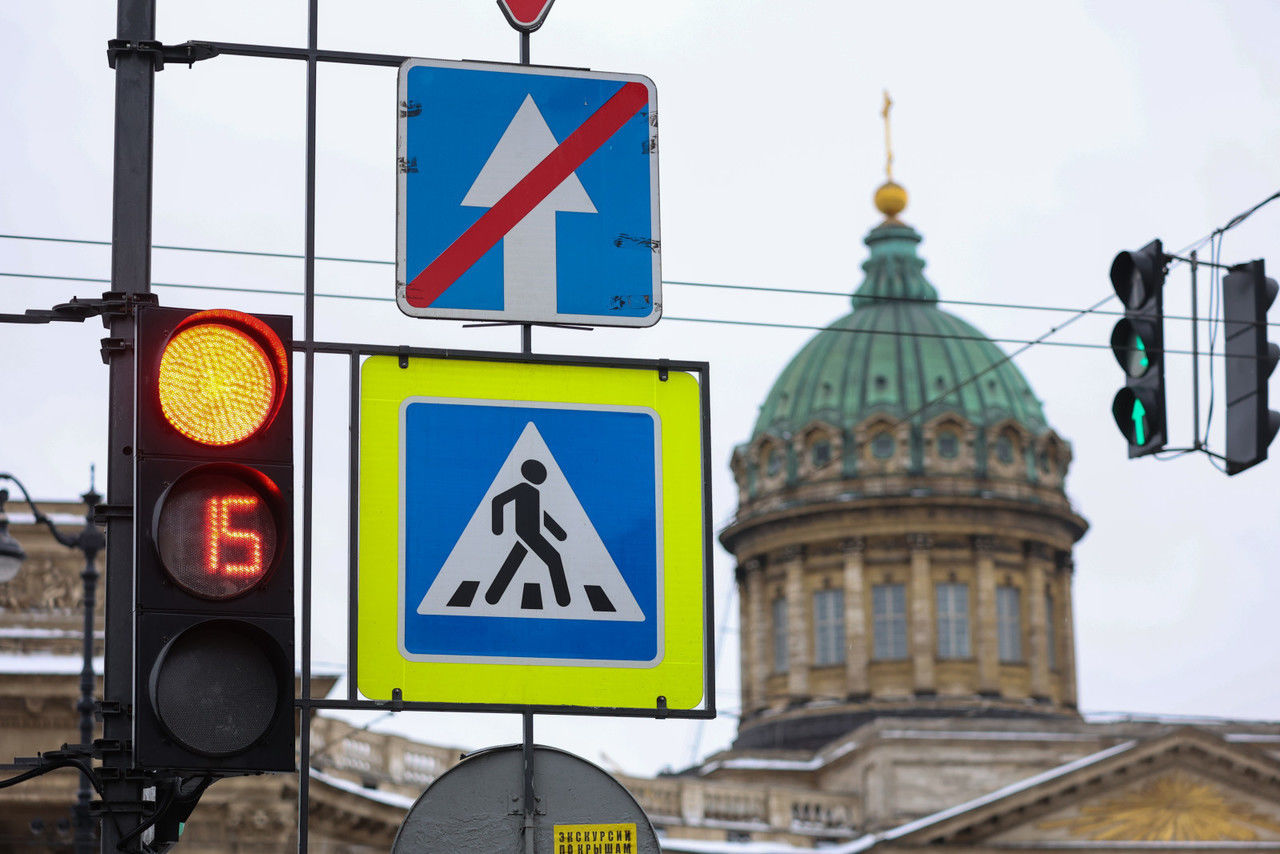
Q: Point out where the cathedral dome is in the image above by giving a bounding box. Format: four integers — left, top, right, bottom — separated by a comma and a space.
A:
722, 197, 1088, 752
752, 221, 1048, 447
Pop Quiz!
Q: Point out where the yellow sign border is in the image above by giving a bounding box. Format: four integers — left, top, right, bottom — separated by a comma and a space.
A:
358, 355, 707, 710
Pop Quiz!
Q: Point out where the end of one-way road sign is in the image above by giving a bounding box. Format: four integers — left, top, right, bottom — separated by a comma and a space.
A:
396, 59, 661, 328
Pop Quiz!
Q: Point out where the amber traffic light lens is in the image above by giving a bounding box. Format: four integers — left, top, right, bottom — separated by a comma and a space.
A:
157, 312, 287, 446
155, 469, 281, 600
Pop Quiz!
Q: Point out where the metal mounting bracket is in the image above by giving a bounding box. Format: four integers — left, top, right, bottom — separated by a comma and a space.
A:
106, 39, 219, 71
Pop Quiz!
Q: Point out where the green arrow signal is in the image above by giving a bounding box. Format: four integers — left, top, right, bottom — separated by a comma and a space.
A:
1131, 397, 1147, 446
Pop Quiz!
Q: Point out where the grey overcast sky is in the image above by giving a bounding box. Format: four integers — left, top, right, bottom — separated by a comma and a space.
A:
2, 1, 1279, 776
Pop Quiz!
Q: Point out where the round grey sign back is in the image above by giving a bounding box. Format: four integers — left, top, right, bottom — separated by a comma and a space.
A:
393, 744, 659, 854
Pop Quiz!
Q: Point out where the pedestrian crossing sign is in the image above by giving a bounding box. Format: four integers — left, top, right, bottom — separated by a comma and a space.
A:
358, 354, 710, 712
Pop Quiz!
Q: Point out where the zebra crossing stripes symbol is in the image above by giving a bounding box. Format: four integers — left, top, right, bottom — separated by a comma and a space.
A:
416, 422, 644, 622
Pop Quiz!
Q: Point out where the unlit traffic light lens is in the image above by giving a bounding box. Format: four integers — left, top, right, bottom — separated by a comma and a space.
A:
149, 620, 285, 756
157, 311, 288, 446
155, 468, 281, 600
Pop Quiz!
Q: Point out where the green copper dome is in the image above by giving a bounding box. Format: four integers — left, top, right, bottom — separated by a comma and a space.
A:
753, 221, 1048, 440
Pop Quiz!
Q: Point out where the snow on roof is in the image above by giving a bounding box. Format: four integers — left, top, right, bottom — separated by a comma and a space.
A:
659, 832, 877, 854
696, 755, 826, 774
0, 651, 342, 679
878, 729, 1099, 742
0, 627, 102, 639
0, 652, 103, 674
309, 767, 417, 810
877, 740, 1138, 842
665, 741, 1141, 854
693, 726, 1102, 776
1084, 710, 1280, 727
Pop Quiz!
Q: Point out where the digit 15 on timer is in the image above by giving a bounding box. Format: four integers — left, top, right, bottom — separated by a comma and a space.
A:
133, 307, 295, 773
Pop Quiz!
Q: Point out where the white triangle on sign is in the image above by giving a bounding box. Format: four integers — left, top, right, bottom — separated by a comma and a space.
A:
460, 94, 597, 321
416, 421, 644, 622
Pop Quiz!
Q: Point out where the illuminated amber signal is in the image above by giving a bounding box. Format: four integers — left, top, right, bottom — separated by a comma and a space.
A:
157, 310, 289, 446
155, 467, 281, 600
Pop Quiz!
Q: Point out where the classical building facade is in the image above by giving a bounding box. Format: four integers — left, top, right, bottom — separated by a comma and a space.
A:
5, 183, 1280, 853
661, 184, 1280, 850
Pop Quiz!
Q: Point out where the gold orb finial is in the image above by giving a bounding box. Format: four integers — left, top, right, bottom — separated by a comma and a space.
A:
875, 90, 907, 221
875, 181, 908, 218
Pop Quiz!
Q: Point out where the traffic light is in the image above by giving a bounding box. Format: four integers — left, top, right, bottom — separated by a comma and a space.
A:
133, 306, 295, 772
1222, 260, 1280, 475
1109, 239, 1168, 457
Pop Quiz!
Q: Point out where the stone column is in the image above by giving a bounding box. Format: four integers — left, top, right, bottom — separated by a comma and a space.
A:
974, 536, 999, 694
1058, 553, 1079, 707
1026, 542, 1051, 700
908, 534, 935, 695
842, 538, 869, 698
782, 546, 809, 700
744, 557, 768, 714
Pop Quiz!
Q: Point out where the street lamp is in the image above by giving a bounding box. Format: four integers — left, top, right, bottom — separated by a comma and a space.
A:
0, 473, 105, 854
0, 490, 25, 582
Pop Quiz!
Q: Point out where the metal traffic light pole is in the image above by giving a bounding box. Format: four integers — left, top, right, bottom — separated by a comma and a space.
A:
103, 0, 158, 848
1190, 250, 1202, 450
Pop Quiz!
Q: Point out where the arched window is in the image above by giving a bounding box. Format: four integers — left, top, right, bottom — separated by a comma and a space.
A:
937, 430, 959, 459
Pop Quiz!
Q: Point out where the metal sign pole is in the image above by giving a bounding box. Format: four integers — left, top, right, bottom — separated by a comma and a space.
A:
517, 31, 535, 850
104, 0, 158, 847
520, 28, 533, 355
521, 712, 536, 853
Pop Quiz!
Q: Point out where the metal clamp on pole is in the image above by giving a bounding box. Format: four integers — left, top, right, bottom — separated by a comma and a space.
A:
106, 39, 219, 71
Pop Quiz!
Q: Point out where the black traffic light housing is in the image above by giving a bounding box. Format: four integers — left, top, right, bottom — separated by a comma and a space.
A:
1222, 260, 1280, 475
1109, 239, 1168, 457
133, 305, 295, 773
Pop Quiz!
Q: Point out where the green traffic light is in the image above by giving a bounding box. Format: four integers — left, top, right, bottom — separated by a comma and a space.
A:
1130, 397, 1147, 446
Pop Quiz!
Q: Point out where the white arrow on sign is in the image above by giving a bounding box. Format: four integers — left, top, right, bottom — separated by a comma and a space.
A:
462, 94, 597, 318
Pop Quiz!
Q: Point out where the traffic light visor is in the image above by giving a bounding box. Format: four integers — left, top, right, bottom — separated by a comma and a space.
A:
154, 466, 284, 600
1110, 239, 1163, 308
157, 310, 289, 446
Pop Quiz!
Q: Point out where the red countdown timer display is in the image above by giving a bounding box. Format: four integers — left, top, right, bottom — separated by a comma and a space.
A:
150, 310, 289, 599
155, 468, 283, 599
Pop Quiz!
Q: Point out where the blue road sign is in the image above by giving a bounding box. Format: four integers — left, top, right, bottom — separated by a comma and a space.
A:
396, 59, 661, 327
401, 399, 662, 666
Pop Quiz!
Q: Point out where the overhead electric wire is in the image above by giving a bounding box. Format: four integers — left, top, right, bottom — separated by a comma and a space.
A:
0, 269, 1272, 362
0, 230, 1261, 326
1166, 189, 1280, 264
891, 293, 1116, 429
0, 269, 1201, 356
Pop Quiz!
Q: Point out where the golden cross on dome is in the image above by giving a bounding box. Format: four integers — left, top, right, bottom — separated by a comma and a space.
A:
881, 90, 894, 181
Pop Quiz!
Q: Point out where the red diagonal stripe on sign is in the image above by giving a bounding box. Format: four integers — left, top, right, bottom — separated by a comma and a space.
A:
405, 80, 649, 308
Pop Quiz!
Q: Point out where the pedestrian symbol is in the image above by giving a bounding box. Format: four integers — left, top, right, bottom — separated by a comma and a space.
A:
415, 422, 643, 622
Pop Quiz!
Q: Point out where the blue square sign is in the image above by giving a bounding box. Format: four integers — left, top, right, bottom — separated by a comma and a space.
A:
396, 59, 661, 327
402, 399, 662, 666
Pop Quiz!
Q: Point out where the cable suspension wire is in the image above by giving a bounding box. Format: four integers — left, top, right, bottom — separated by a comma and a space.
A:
0, 230, 1258, 325
890, 293, 1116, 429
1166, 189, 1280, 265
0, 270, 1271, 360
